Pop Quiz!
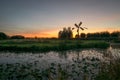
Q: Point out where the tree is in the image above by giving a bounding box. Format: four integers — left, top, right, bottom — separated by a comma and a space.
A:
93, 32, 100, 38
58, 31, 62, 38
62, 27, 67, 38
58, 27, 73, 39
100, 31, 110, 38
111, 31, 120, 38
87, 33, 92, 38
75, 34, 79, 38
80, 33, 86, 38
0, 32, 8, 39
67, 27, 73, 39
86, 31, 110, 39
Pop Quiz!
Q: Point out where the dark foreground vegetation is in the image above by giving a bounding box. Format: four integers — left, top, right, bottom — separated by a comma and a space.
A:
95, 52, 120, 80
0, 39, 110, 52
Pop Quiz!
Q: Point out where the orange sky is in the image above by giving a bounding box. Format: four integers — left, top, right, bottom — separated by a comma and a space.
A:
20, 27, 119, 38
21, 29, 58, 38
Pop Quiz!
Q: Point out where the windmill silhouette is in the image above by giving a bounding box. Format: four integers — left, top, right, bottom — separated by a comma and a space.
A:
73, 21, 87, 38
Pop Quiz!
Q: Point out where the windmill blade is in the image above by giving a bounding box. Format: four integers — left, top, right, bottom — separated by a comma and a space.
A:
79, 27, 84, 30
72, 28, 75, 30
74, 24, 79, 28
79, 22, 82, 26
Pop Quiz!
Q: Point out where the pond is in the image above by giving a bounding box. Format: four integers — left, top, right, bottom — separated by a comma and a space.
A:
0, 47, 120, 80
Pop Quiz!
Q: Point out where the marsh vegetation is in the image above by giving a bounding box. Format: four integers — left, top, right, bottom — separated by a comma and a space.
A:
0, 39, 110, 52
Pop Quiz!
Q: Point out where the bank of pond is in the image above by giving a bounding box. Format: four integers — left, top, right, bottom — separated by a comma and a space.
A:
0, 39, 110, 52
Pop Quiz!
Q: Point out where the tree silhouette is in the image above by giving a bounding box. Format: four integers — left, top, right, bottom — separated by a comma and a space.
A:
86, 33, 92, 38
100, 31, 110, 38
67, 27, 73, 39
0, 32, 8, 39
80, 33, 86, 39
93, 32, 100, 38
58, 30, 62, 38
86, 32, 111, 39
58, 27, 73, 39
111, 31, 120, 38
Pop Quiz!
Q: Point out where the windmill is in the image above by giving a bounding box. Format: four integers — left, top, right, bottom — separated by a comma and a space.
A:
73, 21, 87, 38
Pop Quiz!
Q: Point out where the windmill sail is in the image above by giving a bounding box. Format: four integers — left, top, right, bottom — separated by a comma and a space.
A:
79, 27, 84, 30
72, 28, 75, 30
79, 22, 82, 26
74, 24, 79, 28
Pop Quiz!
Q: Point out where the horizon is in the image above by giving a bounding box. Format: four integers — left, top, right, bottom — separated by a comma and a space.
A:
1, 30, 120, 38
0, 0, 120, 38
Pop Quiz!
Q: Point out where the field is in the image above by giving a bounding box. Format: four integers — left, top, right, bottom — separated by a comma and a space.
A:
0, 39, 110, 52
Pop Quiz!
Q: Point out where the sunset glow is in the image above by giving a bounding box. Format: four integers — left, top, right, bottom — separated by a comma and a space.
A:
22, 30, 58, 38
0, 0, 120, 38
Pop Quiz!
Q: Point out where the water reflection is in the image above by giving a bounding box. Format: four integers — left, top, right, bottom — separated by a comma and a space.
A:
0, 48, 119, 80
0, 48, 118, 64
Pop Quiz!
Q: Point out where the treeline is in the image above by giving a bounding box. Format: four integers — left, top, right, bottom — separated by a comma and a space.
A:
58, 28, 120, 40
0, 32, 25, 40
0, 31, 120, 40
80, 31, 120, 40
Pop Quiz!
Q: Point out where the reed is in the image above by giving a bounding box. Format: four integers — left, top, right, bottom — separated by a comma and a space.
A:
95, 51, 120, 80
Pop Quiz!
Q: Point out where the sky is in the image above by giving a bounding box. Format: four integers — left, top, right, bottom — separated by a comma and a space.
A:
0, 0, 120, 38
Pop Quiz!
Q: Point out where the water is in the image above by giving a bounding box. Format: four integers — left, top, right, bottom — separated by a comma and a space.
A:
0, 49, 108, 64
0, 48, 119, 80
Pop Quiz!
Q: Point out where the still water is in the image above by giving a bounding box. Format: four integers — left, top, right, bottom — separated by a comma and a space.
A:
0, 47, 120, 80
0, 49, 111, 64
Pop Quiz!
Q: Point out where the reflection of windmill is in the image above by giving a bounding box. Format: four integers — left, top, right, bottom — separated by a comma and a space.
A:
73, 22, 87, 38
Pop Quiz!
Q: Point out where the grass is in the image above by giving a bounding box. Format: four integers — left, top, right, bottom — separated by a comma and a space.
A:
0, 39, 110, 52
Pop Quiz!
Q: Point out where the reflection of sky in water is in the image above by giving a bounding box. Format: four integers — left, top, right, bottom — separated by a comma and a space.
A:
0, 48, 119, 80
107, 47, 120, 58
0, 48, 119, 64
